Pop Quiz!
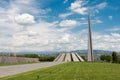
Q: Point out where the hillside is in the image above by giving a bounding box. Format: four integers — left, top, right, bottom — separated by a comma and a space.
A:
1, 62, 120, 80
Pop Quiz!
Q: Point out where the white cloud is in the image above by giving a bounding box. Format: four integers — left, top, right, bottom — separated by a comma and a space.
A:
107, 27, 120, 31
80, 17, 86, 20
61, 34, 70, 42
15, 13, 35, 25
91, 2, 107, 15
70, 0, 82, 9
92, 33, 120, 51
108, 16, 113, 20
10, 21, 65, 51
95, 2, 107, 9
59, 20, 78, 27
69, 0, 87, 15
1, 21, 120, 52
61, 1, 107, 18
63, 0, 68, 4
94, 9, 99, 14
0, 0, 56, 52
0, 0, 120, 52
91, 19, 102, 24
59, 13, 72, 18
72, 7, 87, 15
96, 20, 102, 23
15, 0, 32, 4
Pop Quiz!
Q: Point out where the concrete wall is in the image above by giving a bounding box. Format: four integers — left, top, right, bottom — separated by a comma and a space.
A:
0, 56, 39, 64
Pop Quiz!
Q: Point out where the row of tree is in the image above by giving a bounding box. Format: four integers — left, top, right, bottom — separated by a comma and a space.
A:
18, 54, 55, 62
100, 52, 120, 63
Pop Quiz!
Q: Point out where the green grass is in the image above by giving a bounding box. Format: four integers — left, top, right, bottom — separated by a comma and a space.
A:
0, 62, 120, 80
0, 62, 38, 66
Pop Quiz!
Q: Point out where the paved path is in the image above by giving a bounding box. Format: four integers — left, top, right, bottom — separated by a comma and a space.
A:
0, 62, 63, 78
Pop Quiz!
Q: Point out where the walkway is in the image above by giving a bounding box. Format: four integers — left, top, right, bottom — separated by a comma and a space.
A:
0, 62, 63, 78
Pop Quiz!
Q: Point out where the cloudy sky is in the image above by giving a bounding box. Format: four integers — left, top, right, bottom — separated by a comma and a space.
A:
0, 0, 120, 52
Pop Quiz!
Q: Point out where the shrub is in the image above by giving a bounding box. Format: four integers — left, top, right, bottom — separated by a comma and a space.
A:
112, 52, 117, 63
100, 55, 111, 62
39, 56, 55, 62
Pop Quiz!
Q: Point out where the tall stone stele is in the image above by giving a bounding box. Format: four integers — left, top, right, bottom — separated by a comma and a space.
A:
87, 9, 94, 61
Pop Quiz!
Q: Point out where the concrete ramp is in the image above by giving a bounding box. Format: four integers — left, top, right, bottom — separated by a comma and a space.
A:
57, 53, 66, 62
64, 53, 71, 62
54, 53, 85, 62
71, 53, 79, 61
75, 53, 85, 62
53, 54, 62, 62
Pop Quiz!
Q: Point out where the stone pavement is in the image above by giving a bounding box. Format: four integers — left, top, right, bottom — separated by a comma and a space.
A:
0, 62, 63, 78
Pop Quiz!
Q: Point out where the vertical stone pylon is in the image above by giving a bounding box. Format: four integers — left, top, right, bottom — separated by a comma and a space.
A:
87, 8, 94, 61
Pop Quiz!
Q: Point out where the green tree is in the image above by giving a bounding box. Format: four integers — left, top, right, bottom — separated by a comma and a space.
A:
117, 56, 120, 63
24, 54, 39, 58
100, 55, 111, 62
112, 51, 117, 63
100, 55, 106, 61
39, 56, 55, 62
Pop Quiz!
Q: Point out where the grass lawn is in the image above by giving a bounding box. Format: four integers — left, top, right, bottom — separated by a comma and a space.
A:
0, 62, 39, 66
0, 62, 120, 80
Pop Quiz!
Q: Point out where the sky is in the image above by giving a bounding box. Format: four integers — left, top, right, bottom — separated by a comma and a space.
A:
0, 0, 120, 52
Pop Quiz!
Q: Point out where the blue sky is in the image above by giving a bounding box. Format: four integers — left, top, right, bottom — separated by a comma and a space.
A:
0, 0, 120, 52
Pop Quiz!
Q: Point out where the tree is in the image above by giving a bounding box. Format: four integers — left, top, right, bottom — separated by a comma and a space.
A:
100, 55, 111, 62
100, 55, 106, 61
117, 56, 120, 63
112, 52, 117, 63
39, 56, 55, 62
24, 54, 39, 58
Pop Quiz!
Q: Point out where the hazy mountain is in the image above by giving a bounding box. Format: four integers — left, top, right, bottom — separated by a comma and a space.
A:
1, 50, 119, 55
71, 50, 112, 54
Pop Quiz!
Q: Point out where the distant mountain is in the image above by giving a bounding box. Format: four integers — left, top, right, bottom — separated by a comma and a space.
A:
71, 50, 112, 54
16, 50, 114, 54
1, 50, 119, 55
16, 51, 61, 54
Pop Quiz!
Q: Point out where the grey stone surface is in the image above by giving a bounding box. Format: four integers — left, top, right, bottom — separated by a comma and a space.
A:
54, 53, 84, 62
64, 53, 71, 62
0, 62, 63, 78
71, 53, 80, 61
87, 10, 94, 61
57, 53, 65, 62
54, 54, 62, 62
75, 53, 84, 62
